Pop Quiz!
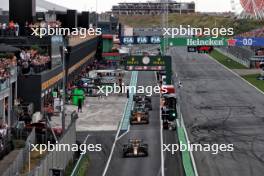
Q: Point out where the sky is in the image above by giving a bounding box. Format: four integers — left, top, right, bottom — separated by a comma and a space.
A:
45, 0, 233, 13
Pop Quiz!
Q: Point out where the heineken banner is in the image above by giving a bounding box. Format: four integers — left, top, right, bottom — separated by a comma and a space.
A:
162, 37, 230, 47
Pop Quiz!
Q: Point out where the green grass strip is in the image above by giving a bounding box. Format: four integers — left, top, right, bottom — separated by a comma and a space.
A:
242, 74, 264, 92
70, 154, 90, 176
78, 155, 90, 176
209, 50, 247, 69
177, 127, 195, 176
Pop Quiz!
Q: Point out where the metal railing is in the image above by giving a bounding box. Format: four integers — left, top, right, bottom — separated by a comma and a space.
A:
0, 66, 17, 93
217, 47, 252, 68
2, 128, 35, 176
0, 79, 10, 92
27, 119, 77, 176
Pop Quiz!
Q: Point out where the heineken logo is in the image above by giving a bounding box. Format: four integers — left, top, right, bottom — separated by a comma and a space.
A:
187, 38, 225, 46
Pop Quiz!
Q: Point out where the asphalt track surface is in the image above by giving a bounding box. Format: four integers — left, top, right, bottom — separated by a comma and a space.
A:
77, 131, 116, 176
105, 71, 162, 176
171, 47, 264, 176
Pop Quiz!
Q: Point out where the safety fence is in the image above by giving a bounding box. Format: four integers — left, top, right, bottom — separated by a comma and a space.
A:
217, 47, 252, 68
2, 128, 36, 176
27, 118, 77, 176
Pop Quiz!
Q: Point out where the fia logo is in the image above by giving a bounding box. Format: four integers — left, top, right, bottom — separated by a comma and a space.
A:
123, 37, 134, 44
150, 37, 161, 44
137, 37, 148, 44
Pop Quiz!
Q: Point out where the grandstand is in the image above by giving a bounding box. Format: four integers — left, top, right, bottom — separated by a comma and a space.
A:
217, 25, 264, 68
237, 27, 264, 38
112, 1, 195, 15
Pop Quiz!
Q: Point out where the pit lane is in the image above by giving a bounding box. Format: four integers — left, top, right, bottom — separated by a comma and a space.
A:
104, 71, 163, 176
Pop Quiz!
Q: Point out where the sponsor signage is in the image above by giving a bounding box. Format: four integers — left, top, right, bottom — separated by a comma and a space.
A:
125, 55, 172, 84
164, 37, 229, 47
120, 36, 162, 44
126, 56, 166, 66
122, 36, 264, 46
162, 37, 264, 47
125, 56, 170, 71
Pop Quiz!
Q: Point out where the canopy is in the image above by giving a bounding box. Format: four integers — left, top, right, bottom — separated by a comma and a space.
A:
0, 44, 21, 53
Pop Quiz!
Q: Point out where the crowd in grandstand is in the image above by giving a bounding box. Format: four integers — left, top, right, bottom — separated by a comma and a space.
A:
0, 21, 20, 37
18, 49, 51, 74
0, 20, 62, 37
0, 55, 17, 83
237, 27, 264, 37
26, 20, 62, 29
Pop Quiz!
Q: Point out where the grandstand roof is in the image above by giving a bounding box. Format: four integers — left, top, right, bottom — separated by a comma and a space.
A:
0, 0, 68, 12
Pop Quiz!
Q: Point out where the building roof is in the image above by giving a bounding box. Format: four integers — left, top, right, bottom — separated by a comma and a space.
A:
0, 0, 68, 12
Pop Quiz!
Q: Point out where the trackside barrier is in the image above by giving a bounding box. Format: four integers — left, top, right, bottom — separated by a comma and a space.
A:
2, 128, 36, 176
27, 118, 77, 176
215, 48, 251, 68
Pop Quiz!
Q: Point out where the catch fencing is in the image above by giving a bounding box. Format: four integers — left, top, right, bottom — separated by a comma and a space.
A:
217, 47, 252, 68
27, 118, 77, 176
2, 128, 36, 176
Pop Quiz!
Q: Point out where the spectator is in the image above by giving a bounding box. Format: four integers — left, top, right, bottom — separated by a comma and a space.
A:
14, 23, 19, 36
8, 21, 15, 36
77, 98, 83, 113
2, 23, 7, 36
0, 21, 21, 36
18, 48, 51, 74
0, 23, 2, 36
0, 55, 17, 83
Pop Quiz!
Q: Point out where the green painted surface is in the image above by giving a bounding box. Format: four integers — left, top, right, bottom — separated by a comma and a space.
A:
120, 71, 138, 131
242, 74, 264, 92
103, 39, 113, 53
177, 127, 195, 176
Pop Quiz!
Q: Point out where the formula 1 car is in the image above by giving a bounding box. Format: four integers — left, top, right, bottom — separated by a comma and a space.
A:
123, 139, 148, 157
131, 106, 149, 116
133, 94, 151, 103
130, 111, 149, 125
135, 100, 152, 110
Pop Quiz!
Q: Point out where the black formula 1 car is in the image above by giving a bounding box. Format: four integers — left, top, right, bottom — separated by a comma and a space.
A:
130, 111, 149, 125
133, 94, 151, 103
135, 100, 152, 111
123, 139, 148, 157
